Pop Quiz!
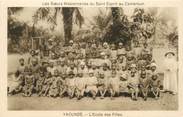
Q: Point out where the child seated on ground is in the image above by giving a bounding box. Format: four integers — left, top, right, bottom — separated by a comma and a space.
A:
23, 68, 35, 97
139, 70, 149, 101
75, 73, 86, 100
57, 73, 67, 98
49, 69, 61, 98
127, 64, 139, 101
118, 66, 128, 93
85, 70, 98, 100
97, 73, 107, 99
66, 71, 76, 99
149, 74, 161, 100
36, 70, 45, 96
108, 71, 120, 100
40, 72, 52, 97
8, 71, 23, 95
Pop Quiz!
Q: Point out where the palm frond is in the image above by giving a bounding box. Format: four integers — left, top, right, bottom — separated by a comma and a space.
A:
74, 8, 84, 28
93, 9, 112, 30
8, 7, 23, 16
33, 7, 51, 24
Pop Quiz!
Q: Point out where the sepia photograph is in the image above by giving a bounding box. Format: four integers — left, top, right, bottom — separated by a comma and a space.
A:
7, 7, 178, 110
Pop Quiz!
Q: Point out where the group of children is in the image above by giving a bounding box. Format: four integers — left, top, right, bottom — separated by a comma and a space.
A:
8, 40, 161, 101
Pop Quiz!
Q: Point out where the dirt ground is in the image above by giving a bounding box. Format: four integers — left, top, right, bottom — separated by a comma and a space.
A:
8, 92, 178, 110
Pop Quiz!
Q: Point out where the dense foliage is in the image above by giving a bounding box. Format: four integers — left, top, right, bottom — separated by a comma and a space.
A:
8, 7, 178, 53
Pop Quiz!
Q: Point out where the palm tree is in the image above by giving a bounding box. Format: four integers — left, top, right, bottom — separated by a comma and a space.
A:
108, 7, 131, 45
33, 7, 84, 45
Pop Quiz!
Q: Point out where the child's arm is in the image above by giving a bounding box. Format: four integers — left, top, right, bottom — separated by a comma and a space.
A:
32, 76, 35, 85
24, 76, 27, 85
157, 79, 161, 88
60, 86, 67, 95
128, 83, 134, 88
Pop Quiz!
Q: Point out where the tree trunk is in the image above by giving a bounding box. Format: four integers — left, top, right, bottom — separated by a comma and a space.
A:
62, 8, 74, 46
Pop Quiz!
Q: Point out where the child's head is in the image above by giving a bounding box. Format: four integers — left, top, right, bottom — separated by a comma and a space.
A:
87, 62, 92, 68
126, 45, 131, 51
102, 63, 108, 71
152, 74, 158, 80
91, 43, 97, 49
122, 66, 126, 71
78, 73, 83, 78
57, 60, 61, 66
60, 51, 65, 58
89, 70, 94, 77
80, 64, 85, 69
130, 64, 137, 71
111, 58, 117, 64
142, 53, 148, 59
54, 69, 59, 76
51, 53, 56, 59
130, 64, 137, 77
140, 71, 146, 79
148, 54, 152, 61
111, 64, 116, 71
118, 55, 124, 62
141, 65, 146, 71
118, 42, 123, 49
19, 58, 24, 65
70, 64, 75, 69
15, 70, 20, 77
100, 52, 106, 59
143, 43, 148, 48
111, 70, 117, 78
39, 70, 44, 77
92, 64, 96, 70
60, 61, 65, 66
69, 71, 74, 78
111, 43, 116, 50
46, 72, 52, 78
61, 73, 66, 80
127, 53, 134, 60
100, 73, 105, 79
49, 62, 54, 68
150, 63, 157, 71
31, 59, 37, 66
30, 50, 36, 56
27, 68, 32, 75
69, 40, 74, 46
103, 42, 108, 49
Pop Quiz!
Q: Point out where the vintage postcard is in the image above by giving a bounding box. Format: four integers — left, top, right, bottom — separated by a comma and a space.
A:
0, 0, 183, 117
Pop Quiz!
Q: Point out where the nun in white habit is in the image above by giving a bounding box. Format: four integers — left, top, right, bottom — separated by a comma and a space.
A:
163, 51, 178, 94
